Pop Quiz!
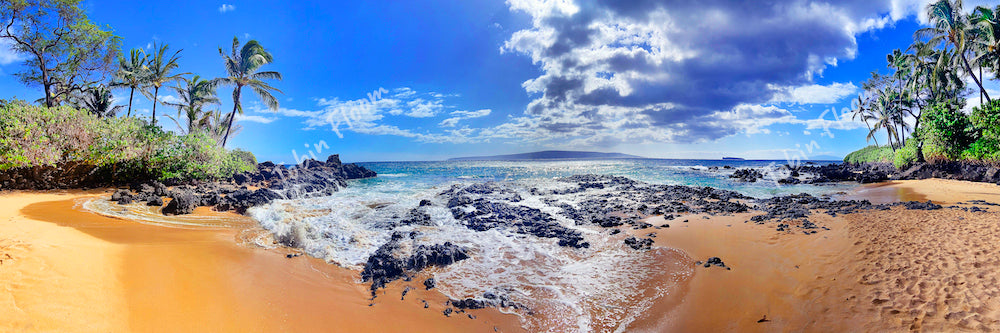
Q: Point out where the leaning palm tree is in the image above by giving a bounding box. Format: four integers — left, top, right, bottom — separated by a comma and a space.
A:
72, 86, 124, 118
916, 0, 991, 103
212, 37, 282, 147
165, 75, 221, 134
852, 94, 880, 146
203, 108, 242, 143
109, 48, 149, 117
144, 42, 188, 126
971, 5, 1000, 77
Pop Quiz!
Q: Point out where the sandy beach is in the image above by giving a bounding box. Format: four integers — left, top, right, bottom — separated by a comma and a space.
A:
0, 191, 521, 332
2, 178, 1000, 332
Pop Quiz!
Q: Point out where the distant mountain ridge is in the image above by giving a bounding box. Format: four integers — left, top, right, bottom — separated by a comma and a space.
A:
448, 150, 643, 161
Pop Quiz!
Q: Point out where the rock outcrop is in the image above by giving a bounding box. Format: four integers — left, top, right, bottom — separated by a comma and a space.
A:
103, 154, 376, 216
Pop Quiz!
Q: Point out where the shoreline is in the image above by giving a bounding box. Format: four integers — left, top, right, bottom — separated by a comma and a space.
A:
630, 178, 1000, 331
1, 190, 522, 332
2, 177, 1000, 331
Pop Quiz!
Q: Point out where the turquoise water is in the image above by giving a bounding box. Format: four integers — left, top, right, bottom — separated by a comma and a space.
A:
352, 159, 852, 199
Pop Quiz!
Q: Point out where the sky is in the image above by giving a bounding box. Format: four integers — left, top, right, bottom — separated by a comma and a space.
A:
2, 0, 1000, 163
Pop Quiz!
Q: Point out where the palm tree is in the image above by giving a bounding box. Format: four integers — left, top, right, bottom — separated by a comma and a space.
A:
164, 75, 220, 134
212, 37, 282, 147
851, 94, 880, 146
971, 5, 1000, 77
73, 85, 124, 118
144, 42, 187, 126
109, 48, 149, 117
916, 0, 991, 103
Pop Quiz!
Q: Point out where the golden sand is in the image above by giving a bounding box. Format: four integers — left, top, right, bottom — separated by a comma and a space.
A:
3, 178, 1000, 332
628, 178, 1000, 332
1, 191, 521, 332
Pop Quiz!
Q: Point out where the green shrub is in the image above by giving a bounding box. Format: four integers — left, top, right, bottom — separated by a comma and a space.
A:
971, 100, 1000, 140
0, 100, 157, 169
894, 139, 919, 169
844, 145, 895, 164
961, 137, 1000, 161
918, 102, 974, 160
230, 149, 257, 166
0, 100, 256, 181
149, 132, 256, 181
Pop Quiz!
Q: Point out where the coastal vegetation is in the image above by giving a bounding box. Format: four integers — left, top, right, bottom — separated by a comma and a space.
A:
848, 0, 1000, 168
0, 0, 279, 182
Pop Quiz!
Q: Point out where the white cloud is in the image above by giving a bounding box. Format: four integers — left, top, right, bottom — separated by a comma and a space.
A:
888, 0, 998, 24
439, 109, 491, 127
770, 82, 859, 105
962, 78, 1000, 114
404, 98, 444, 118
157, 95, 181, 105
258, 87, 483, 143
235, 114, 277, 124
488, 0, 914, 147
0, 39, 25, 65
218, 4, 235, 13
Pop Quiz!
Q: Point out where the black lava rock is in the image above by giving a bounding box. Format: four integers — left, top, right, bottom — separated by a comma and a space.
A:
624, 237, 654, 250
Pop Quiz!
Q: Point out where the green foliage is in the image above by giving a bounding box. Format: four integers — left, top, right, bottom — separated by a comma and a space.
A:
0, 101, 255, 181
0, 100, 152, 169
961, 137, 1000, 161
149, 132, 255, 181
962, 100, 1000, 161
1, 0, 122, 107
971, 100, 1000, 140
918, 102, 974, 160
844, 145, 896, 164
894, 139, 920, 168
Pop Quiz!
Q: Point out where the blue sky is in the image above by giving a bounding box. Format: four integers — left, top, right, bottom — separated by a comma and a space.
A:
2, 0, 999, 163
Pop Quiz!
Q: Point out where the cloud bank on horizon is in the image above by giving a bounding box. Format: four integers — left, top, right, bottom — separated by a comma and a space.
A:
263, 0, 997, 151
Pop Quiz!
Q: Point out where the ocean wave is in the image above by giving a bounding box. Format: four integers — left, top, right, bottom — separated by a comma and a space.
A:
248, 176, 695, 331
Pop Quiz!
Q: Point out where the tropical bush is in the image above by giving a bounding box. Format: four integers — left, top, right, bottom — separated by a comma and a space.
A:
971, 100, 1000, 140
918, 103, 974, 160
961, 137, 1000, 161
965, 100, 1000, 161
0, 99, 156, 169
894, 139, 920, 169
149, 132, 255, 180
844, 145, 895, 164
0, 100, 255, 181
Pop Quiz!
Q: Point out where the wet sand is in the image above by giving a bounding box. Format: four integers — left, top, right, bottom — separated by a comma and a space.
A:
4, 178, 1000, 332
0, 191, 522, 332
628, 178, 1000, 332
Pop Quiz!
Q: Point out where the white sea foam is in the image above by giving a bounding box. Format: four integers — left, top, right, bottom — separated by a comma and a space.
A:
248, 176, 693, 332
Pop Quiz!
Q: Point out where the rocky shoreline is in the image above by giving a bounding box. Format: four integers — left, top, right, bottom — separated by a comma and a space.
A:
106, 154, 376, 215
723, 161, 1000, 185
338, 174, 989, 315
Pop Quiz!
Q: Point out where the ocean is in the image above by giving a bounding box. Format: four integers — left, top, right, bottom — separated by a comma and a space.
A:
245, 158, 852, 332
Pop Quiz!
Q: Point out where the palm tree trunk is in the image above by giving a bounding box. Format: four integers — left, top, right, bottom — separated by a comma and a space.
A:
961, 54, 992, 103
152, 86, 160, 126
221, 87, 241, 148
127, 88, 135, 117
865, 120, 879, 146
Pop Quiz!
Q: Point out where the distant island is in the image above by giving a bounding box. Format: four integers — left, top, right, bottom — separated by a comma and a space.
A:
448, 150, 643, 161
721, 157, 745, 160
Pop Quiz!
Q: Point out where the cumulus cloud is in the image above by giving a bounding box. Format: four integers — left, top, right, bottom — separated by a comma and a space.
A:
260, 87, 481, 143
0, 39, 25, 65
157, 95, 181, 105
218, 4, 235, 13
488, 0, 948, 146
235, 114, 277, 124
770, 82, 859, 105
439, 109, 491, 127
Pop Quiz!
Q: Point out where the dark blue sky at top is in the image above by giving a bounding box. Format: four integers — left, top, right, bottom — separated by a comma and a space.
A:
2, 0, 995, 162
